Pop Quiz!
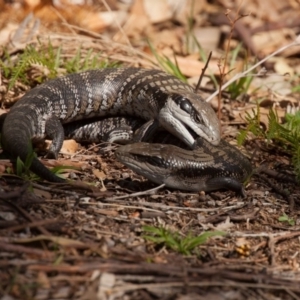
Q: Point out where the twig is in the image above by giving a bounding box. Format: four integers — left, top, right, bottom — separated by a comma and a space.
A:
0, 242, 53, 258
206, 35, 300, 103
103, 184, 166, 201
256, 173, 294, 210
102, 199, 246, 213
101, 0, 133, 48
0, 183, 29, 199
202, 207, 259, 224
50, 6, 77, 35
269, 231, 300, 267
3, 199, 52, 236
216, 5, 245, 119
194, 51, 212, 93
11, 13, 40, 46
0, 219, 65, 233
31, 182, 91, 196
231, 231, 300, 238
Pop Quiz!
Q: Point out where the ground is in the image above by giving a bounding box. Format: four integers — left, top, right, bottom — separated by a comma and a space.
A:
0, 0, 300, 299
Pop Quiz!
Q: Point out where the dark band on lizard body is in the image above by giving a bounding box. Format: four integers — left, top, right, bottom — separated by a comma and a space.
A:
1, 68, 220, 182
64, 117, 252, 195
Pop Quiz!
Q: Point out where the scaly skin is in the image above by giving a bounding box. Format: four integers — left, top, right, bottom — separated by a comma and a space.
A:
64, 117, 252, 195
115, 138, 252, 195
1, 68, 220, 182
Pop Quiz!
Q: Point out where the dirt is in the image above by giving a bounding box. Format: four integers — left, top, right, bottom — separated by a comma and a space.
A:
0, 1, 300, 299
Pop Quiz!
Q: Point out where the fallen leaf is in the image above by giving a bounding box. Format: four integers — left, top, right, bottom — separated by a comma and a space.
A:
93, 169, 107, 181
214, 216, 234, 231
13, 235, 88, 248
33, 188, 52, 199
143, 0, 173, 23
60, 139, 79, 154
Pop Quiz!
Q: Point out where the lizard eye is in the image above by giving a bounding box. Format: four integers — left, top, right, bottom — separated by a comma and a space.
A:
179, 99, 192, 114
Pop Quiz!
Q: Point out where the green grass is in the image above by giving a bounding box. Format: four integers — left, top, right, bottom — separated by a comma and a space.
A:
12, 143, 73, 181
226, 43, 254, 99
0, 135, 76, 181
238, 105, 300, 180
0, 40, 120, 180
187, 37, 253, 100
0, 40, 120, 90
143, 225, 225, 256
148, 41, 187, 82
278, 213, 295, 226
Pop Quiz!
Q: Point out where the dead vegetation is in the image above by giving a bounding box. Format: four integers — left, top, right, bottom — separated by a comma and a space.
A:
0, 0, 300, 299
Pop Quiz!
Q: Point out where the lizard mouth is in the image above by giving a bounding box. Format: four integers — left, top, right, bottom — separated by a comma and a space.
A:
184, 126, 201, 149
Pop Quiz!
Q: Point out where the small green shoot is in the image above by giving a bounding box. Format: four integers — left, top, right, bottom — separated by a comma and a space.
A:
64, 47, 119, 74
0, 40, 120, 90
226, 70, 253, 99
236, 104, 265, 144
148, 41, 187, 82
49, 165, 79, 176
238, 106, 300, 180
12, 141, 77, 180
221, 43, 254, 99
184, 0, 196, 54
278, 213, 295, 226
15, 143, 36, 179
143, 225, 225, 256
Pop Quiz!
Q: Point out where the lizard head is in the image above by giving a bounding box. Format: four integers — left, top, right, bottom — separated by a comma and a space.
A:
158, 90, 220, 148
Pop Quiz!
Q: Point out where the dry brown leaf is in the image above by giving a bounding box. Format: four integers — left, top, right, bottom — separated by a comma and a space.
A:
37, 271, 50, 289
273, 58, 294, 76
43, 158, 85, 169
95, 209, 119, 217
60, 139, 79, 155
143, 0, 173, 23
252, 29, 294, 56
148, 29, 183, 54
174, 0, 206, 24
169, 55, 226, 77
214, 216, 234, 231
0, 23, 18, 46
129, 211, 141, 219
80, 11, 127, 32
33, 188, 52, 199
190, 27, 221, 52
14, 235, 87, 247
93, 169, 107, 181
115, 0, 151, 42
0, 163, 7, 174
251, 74, 292, 96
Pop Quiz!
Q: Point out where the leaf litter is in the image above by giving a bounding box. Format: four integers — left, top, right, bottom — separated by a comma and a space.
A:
0, 0, 300, 299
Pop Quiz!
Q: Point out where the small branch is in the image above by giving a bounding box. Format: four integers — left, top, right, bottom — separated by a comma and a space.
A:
103, 183, 165, 201
0, 242, 53, 258
206, 36, 300, 103
194, 51, 212, 93
0, 183, 29, 200
216, 5, 245, 119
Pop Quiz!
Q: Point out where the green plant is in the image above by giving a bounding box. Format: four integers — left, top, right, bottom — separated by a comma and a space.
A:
64, 47, 119, 74
15, 143, 36, 179
206, 35, 300, 103
1, 42, 62, 90
278, 213, 295, 226
148, 41, 187, 82
236, 104, 265, 144
143, 225, 225, 255
226, 43, 253, 99
11, 142, 74, 180
238, 106, 300, 180
0, 40, 120, 90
